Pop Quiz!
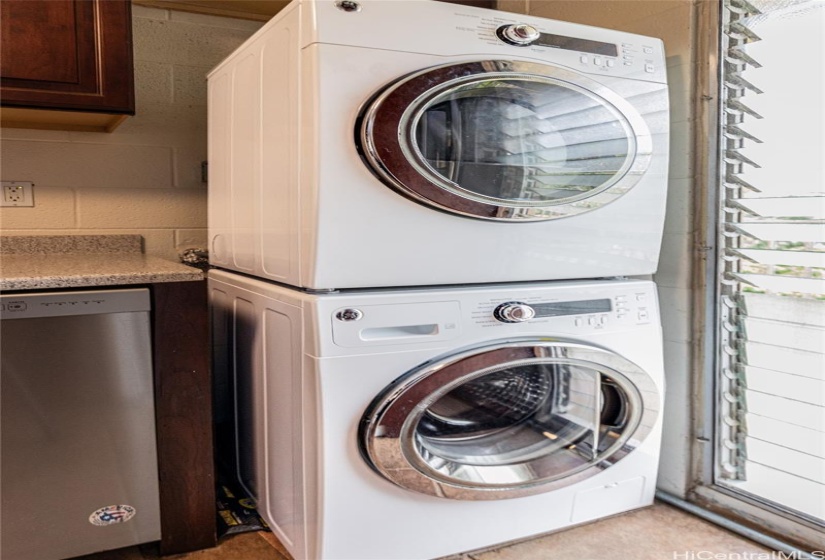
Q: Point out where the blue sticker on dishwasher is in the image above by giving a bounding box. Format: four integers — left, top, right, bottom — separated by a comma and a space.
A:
89, 505, 136, 526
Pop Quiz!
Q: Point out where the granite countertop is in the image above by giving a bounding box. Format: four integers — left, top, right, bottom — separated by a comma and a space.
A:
0, 235, 203, 291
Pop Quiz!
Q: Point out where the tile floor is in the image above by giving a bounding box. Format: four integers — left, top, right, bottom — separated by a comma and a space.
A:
73, 502, 772, 560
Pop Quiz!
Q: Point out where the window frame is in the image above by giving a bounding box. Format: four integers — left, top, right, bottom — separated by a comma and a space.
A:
690, 0, 825, 550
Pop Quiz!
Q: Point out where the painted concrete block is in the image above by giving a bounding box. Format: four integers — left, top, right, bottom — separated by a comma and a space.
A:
0, 187, 76, 229
77, 188, 206, 228
2, 140, 174, 190
133, 17, 255, 67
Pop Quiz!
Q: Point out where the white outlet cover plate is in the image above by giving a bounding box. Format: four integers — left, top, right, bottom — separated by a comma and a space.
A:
1, 181, 34, 207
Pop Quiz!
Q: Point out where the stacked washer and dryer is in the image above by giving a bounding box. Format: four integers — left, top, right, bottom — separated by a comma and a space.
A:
207, 1, 669, 559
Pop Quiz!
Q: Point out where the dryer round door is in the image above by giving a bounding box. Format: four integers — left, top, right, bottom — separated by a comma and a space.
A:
358, 60, 653, 222
359, 339, 660, 500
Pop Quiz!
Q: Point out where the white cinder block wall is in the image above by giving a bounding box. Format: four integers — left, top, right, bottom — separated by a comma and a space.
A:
498, 0, 698, 498
0, 6, 262, 261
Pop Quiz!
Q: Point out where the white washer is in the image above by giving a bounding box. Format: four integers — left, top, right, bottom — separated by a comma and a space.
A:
207, 0, 670, 290
209, 269, 664, 560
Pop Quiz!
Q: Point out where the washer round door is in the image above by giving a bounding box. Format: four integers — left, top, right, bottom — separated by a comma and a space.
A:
359, 339, 660, 500
358, 60, 653, 222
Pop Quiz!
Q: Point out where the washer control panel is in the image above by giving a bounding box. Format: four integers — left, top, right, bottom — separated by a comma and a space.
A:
475, 290, 654, 331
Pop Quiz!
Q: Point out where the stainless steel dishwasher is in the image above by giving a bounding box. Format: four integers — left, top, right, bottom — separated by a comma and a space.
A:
1, 288, 161, 560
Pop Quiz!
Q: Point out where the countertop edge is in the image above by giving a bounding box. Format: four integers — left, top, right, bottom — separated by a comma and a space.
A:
0, 270, 203, 292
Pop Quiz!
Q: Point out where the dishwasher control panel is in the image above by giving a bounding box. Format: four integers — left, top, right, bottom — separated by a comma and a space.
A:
1, 289, 150, 319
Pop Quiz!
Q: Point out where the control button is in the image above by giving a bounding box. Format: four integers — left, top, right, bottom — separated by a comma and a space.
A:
623, 55, 634, 61
588, 316, 597, 326
7, 301, 27, 311
599, 315, 608, 325
624, 61, 633, 66
638, 309, 649, 321
580, 55, 588, 64
494, 302, 536, 323
574, 317, 583, 327
497, 23, 541, 46
335, 0, 361, 12
615, 295, 626, 302
606, 59, 615, 67
593, 56, 602, 66
636, 293, 647, 301
645, 63, 655, 73
643, 46, 654, 54
335, 308, 363, 322
617, 313, 626, 319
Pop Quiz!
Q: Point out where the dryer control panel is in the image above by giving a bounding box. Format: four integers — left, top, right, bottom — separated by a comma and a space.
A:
462, 14, 667, 82
492, 22, 661, 77
310, 0, 667, 84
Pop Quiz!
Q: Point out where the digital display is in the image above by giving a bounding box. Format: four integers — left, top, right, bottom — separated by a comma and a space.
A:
535, 34, 618, 57
533, 299, 612, 318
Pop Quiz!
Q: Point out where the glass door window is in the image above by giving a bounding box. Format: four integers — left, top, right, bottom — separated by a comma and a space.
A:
414, 78, 633, 204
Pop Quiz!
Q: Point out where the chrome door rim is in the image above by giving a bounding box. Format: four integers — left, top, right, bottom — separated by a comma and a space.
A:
359, 60, 654, 222
359, 339, 661, 500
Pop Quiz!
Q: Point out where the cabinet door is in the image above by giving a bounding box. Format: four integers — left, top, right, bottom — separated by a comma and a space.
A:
1, 0, 134, 115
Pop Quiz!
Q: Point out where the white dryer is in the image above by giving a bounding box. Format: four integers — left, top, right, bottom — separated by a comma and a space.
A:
209, 269, 664, 560
208, 0, 670, 290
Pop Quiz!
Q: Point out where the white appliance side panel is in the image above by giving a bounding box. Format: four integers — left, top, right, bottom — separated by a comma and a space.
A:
229, 53, 261, 272
260, 7, 301, 285
229, 296, 262, 499
209, 5, 302, 283
301, 353, 322, 560
208, 273, 308, 560
210, 286, 232, 431
298, 38, 321, 288
307, 45, 669, 289
207, 71, 232, 267
262, 303, 305, 558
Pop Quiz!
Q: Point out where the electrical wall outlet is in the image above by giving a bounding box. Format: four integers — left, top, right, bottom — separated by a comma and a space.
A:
1, 181, 35, 207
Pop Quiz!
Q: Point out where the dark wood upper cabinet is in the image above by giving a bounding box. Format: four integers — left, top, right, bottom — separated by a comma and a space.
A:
1, 0, 135, 132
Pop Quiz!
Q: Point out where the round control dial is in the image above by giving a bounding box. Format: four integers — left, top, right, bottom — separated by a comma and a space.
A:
497, 23, 541, 46
494, 302, 536, 323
